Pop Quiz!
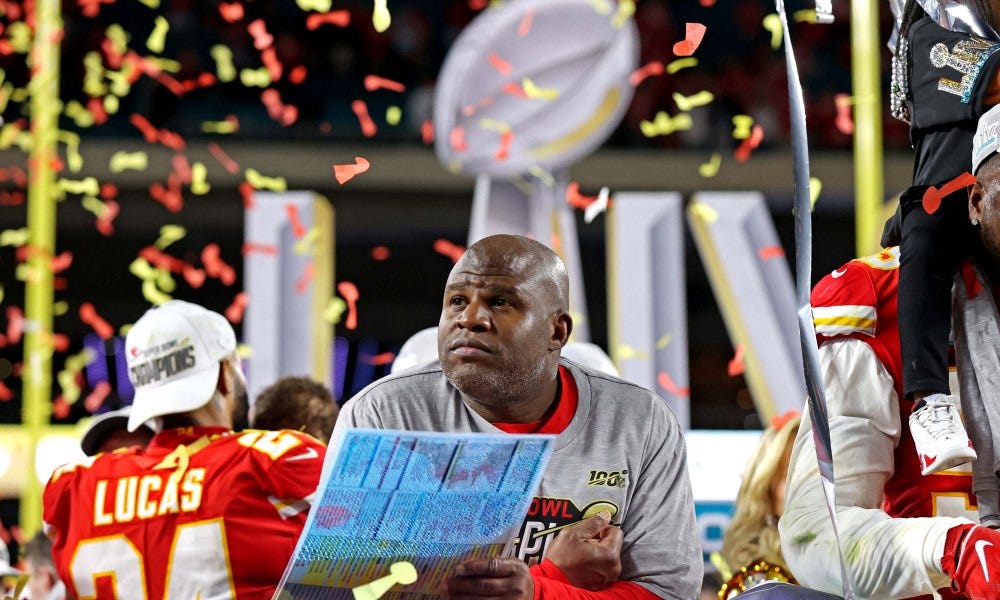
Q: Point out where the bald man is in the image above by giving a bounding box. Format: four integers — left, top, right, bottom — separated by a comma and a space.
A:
335, 234, 701, 600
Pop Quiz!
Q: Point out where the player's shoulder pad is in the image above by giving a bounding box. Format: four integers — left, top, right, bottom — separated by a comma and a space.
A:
235, 428, 326, 463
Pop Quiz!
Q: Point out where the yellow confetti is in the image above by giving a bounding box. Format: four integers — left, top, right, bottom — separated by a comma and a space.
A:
104, 94, 120, 115
191, 163, 211, 195
612, 0, 635, 28
54, 300, 68, 316
15, 264, 41, 283
698, 153, 722, 178
655, 333, 673, 350
237, 343, 253, 358
689, 201, 719, 224
639, 111, 692, 137
528, 165, 556, 188
352, 561, 418, 600
616, 344, 649, 361
0, 82, 13, 114
142, 280, 172, 305
522, 78, 559, 100
105, 68, 133, 98
478, 118, 511, 133
65, 101, 95, 128
57, 177, 100, 199
297, 0, 331, 10
155, 225, 187, 249
0, 228, 28, 247
673, 90, 714, 112
323, 297, 348, 324
82, 196, 107, 218
5, 573, 29, 599
793, 9, 817, 23
810, 176, 822, 210
763, 14, 783, 49
7, 22, 31, 53
0, 284, 4, 305
105, 24, 129, 57
240, 67, 272, 88
732, 115, 754, 139
58, 349, 96, 404
386, 105, 402, 126
0, 124, 25, 150
294, 227, 321, 255
118, 323, 133, 336
373, 0, 391, 32
137, 0, 160, 8
245, 169, 288, 191
666, 58, 698, 74
144, 57, 182, 73
211, 45, 237, 83
83, 52, 107, 97
59, 131, 84, 172
588, 0, 612, 14
201, 119, 238, 134
130, 257, 157, 280
147, 16, 169, 53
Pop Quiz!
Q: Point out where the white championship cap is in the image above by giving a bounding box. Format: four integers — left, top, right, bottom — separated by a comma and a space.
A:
561, 342, 619, 377
972, 103, 1000, 175
390, 327, 439, 374
125, 300, 236, 432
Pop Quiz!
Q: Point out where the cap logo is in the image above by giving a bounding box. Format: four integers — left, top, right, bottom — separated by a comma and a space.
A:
130, 339, 197, 387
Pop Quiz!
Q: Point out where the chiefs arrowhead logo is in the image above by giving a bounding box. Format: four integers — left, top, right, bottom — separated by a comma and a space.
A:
922, 454, 937, 469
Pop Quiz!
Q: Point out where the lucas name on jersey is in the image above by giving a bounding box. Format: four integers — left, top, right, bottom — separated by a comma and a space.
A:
93, 469, 205, 525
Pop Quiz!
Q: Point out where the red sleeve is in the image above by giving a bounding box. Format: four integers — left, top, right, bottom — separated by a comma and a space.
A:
529, 560, 662, 600
247, 429, 325, 501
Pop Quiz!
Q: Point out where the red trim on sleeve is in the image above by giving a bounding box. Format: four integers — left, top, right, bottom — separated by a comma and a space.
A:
530, 562, 662, 600
495, 366, 578, 434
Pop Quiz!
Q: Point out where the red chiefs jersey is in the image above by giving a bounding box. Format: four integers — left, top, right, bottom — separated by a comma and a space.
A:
43, 427, 324, 599
811, 247, 975, 522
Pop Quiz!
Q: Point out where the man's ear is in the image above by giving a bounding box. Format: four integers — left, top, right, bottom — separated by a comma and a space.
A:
216, 361, 230, 395
550, 312, 573, 350
971, 180, 985, 223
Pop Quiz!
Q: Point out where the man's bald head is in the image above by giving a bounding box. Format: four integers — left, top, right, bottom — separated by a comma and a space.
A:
454, 234, 570, 313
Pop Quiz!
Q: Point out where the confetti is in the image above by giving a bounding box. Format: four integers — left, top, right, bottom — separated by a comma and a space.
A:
364, 75, 406, 93
146, 16, 169, 53
109, 150, 148, 172
243, 242, 279, 255
79, 302, 114, 339
210, 45, 237, 83
306, 11, 351, 29
261, 48, 283, 81
191, 163, 210, 195
241, 67, 272, 88
248, 19, 274, 51
295, 261, 316, 293
923, 172, 976, 215
834, 93, 854, 135
732, 115, 754, 139
95, 199, 120, 236
333, 156, 371, 184
657, 371, 690, 397
7, 307, 23, 343
667, 58, 698, 74
208, 143, 240, 173
285, 204, 307, 238
734, 124, 764, 162
656, 333, 674, 349
616, 344, 648, 360
565, 181, 597, 209
727, 343, 745, 377
529, 165, 556, 187
201, 115, 240, 134
809, 176, 822, 210
352, 99, 377, 137
433, 238, 465, 263
639, 111, 692, 137
763, 14, 783, 49
494, 130, 514, 161
517, 7, 535, 36
219, 2, 244, 22
245, 168, 288, 191
584, 187, 610, 223
337, 281, 359, 329
522, 78, 559, 100
758, 245, 785, 260
172, 154, 192, 184
323, 296, 347, 324
629, 61, 664, 87
294, 227, 322, 255
373, 0, 391, 32
588, 0, 612, 14
450, 126, 468, 152
698, 153, 722, 178
57, 177, 100, 199
352, 562, 418, 600
612, 0, 635, 28
386, 105, 402, 125
149, 177, 184, 212
362, 352, 397, 366
0, 228, 28, 247
700, 0, 716, 6
83, 381, 112, 413
200, 244, 236, 286
225, 292, 248, 323
155, 224, 186, 249
0, 381, 12, 401
485, 54, 514, 78
793, 9, 817, 22
371, 246, 390, 261
296, 0, 331, 10
182, 264, 206, 288
130, 113, 160, 143
689, 201, 718, 223
673, 90, 714, 112
673, 23, 707, 56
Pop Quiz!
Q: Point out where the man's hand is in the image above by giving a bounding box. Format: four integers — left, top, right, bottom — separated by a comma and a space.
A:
441, 557, 533, 599
941, 524, 1000, 599
545, 510, 623, 590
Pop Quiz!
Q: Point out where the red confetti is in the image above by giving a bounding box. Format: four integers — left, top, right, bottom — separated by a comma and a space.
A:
433, 238, 465, 264
487, 53, 512, 76
285, 204, 307, 238
130, 113, 159, 143
83, 381, 112, 413
673, 23, 707, 57
261, 48, 283, 81
495, 130, 513, 162
923, 172, 977, 215
758, 245, 785, 260
208, 142, 240, 174
699, 0, 717, 5
657, 371, 690, 397
78, 0, 113, 18
239, 181, 255, 209
53, 396, 70, 419
225, 292, 249, 323
51, 251, 73, 273
468, 0, 487, 9
501, 82, 528, 98
288, 65, 307, 84
87, 97, 109, 125
734, 124, 764, 162
421, 120, 435, 145
96, 199, 120, 236
99, 182, 117, 199
0, 381, 11, 402
364, 75, 406, 93
565, 181, 597, 209
337, 281, 359, 330
80, 303, 114, 340
629, 61, 665, 87
261, 89, 298, 126
449, 127, 468, 152
333, 156, 371, 184
248, 19, 274, 50
51, 333, 70, 353
295, 261, 315, 294
727, 343, 745, 377
363, 352, 397, 366
172, 153, 192, 185
7, 306, 24, 344
139, 247, 185, 273
182, 264, 206, 288
517, 7, 535, 36
201, 244, 236, 285
371, 245, 390, 261
219, 2, 244, 22
351, 100, 377, 137
243, 242, 279, 256
306, 10, 351, 30
149, 178, 184, 212
834, 93, 854, 135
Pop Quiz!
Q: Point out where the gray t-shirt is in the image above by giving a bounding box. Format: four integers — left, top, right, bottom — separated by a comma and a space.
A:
335, 358, 702, 599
